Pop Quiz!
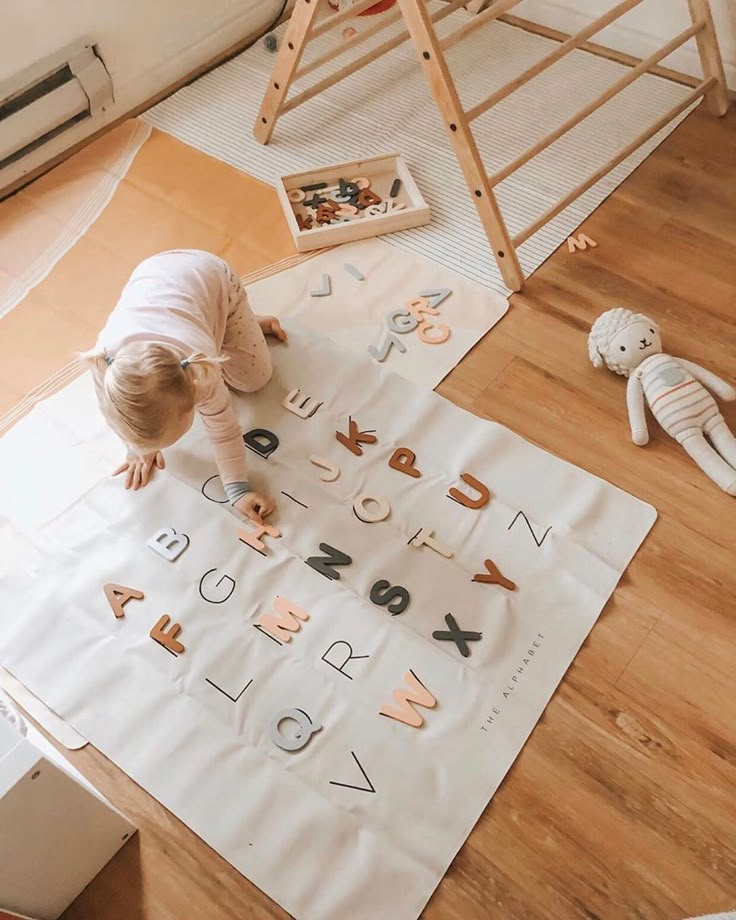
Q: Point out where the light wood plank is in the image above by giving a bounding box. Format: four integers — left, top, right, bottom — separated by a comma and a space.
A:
397, 0, 524, 290
465, 0, 646, 122
687, 0, 730, 115
512, 79, 715, 247
253, 0, 323, 144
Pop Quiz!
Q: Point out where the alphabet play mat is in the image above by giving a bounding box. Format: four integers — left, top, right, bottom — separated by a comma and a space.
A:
0, 326, 655, 920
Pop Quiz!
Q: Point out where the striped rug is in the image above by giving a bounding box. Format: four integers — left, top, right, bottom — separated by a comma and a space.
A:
144, 2, 696, 294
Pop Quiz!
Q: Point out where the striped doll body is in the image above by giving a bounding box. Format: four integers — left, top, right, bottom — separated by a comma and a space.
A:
635, 353, 720, 443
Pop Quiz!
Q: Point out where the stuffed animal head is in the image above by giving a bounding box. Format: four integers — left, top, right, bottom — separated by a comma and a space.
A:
588, 308, 662, 377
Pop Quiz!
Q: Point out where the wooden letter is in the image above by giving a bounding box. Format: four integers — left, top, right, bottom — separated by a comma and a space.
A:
282, 387, 322, 419
238, 523, 281, 553
257, 596, 309, 642
353, 494, 390, 523
379, 671, 436, 728
472, 558, 517, 591
150, 615, 185, 654
417, 321, 451, 344
567, 232, 597, 253
369, 331, 406, 363
389, 447, 421, 478
147, 527, 189, 562
369, 580, 410, 615
406, 297, 439, 320
306, 543, 352, 580
243, 428, 279, 458
410, 527, 453, 558
104, 583, 143, 619
309, 455, 340, 482
448, 473, 490, 509
336, 418, 377, 456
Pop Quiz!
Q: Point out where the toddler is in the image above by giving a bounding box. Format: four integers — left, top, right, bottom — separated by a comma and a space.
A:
84, 249, 286, 524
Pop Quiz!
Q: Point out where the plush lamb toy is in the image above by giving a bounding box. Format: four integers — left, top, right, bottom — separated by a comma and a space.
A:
588, 308, 736, 494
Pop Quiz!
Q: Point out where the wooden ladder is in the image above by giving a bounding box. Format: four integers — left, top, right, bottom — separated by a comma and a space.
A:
254, 0, 729, 291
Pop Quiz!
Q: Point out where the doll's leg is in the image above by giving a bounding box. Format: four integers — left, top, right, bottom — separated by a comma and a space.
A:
705, 416, 736, 469
680, 431, 736, 495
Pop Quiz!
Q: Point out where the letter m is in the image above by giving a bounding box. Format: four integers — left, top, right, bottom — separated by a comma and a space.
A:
256, 596, 309, 642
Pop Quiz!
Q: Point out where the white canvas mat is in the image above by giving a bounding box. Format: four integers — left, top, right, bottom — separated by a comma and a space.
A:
247, 238, 509, 388
144, 3, 696, 293
0, 326, 656, 920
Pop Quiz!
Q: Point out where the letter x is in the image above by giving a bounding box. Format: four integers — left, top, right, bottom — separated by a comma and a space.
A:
432, 613, 481, 658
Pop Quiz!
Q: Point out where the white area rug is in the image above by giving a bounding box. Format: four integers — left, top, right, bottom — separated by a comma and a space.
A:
247, 238, 509, 388
0, 325, 655, 920
144, 4, 696, 293
0, 120, 151, 319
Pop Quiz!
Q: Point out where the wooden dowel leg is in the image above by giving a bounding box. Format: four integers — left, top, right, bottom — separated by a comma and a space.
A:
254, 0, 323, 144
396, 0, 524, 291
687, 0, 729, 116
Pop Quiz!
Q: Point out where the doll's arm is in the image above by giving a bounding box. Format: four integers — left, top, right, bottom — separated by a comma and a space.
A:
677, 358, 736, 402
626, 375, 649, 446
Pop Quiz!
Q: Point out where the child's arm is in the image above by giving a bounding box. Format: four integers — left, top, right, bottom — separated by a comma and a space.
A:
626, 374, 649, 446
197, 377, 275, 524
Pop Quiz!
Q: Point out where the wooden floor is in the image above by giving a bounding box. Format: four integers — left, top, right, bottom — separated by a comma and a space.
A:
4, 100, 735, 919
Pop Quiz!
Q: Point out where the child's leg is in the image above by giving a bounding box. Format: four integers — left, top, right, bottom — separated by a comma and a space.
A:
221, 270, 272, 394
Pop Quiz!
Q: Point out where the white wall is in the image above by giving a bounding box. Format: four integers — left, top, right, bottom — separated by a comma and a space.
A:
1, 0, 281, 189
514, 0, 736, 89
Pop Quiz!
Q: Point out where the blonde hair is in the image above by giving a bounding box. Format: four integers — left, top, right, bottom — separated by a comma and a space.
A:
81, 341, 226, 450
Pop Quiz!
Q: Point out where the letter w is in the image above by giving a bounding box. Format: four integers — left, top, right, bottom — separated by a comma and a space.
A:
379, 670, 436, 728
256, 596, 309, 642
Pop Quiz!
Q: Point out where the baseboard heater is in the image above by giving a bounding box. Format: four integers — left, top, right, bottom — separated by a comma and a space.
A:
0, 41, 113, 172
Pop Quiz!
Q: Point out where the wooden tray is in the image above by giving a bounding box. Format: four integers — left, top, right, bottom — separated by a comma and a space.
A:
277, 153, 430, 253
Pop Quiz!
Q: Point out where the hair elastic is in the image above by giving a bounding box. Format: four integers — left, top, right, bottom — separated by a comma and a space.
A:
181, 358, 190, 369
104, 354, 113, 366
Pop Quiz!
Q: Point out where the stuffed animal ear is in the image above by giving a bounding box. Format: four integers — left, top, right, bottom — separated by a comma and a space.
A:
587, 332, 604, 368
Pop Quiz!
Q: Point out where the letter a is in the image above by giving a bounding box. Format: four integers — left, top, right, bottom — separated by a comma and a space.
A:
103, 583, 143, 619
448, 473, 490, 509
336, 418, 377, 456
379, 670, 436, 728
256, 596, 309, 642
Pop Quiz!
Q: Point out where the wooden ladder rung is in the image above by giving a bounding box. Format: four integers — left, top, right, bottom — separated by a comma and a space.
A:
512, 78, 715, 247
310, 0, 383, 40
298, 5, 405, 80
489, 21, 705, 187
465, 0, 645, 122
283, 0, 467, 115
439, 0, 523, 52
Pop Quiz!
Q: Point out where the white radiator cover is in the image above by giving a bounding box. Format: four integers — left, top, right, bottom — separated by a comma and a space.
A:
0, 0, 280, 195
0, 43, 113, 169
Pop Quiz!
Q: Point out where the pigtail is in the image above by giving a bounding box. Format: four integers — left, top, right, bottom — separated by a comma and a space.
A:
79, 346, 114, 375
180, 351, 228, 370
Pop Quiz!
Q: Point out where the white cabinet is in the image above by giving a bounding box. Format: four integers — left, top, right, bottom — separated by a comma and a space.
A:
0, 715, 135, 920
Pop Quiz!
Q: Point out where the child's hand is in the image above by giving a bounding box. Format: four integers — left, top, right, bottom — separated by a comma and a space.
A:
113, 451, 165, 490
234, 491, 276, 525
258, 315, 287, 342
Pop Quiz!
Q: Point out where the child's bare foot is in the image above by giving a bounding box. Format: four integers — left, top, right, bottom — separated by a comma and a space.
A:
258, 316, 287, 342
